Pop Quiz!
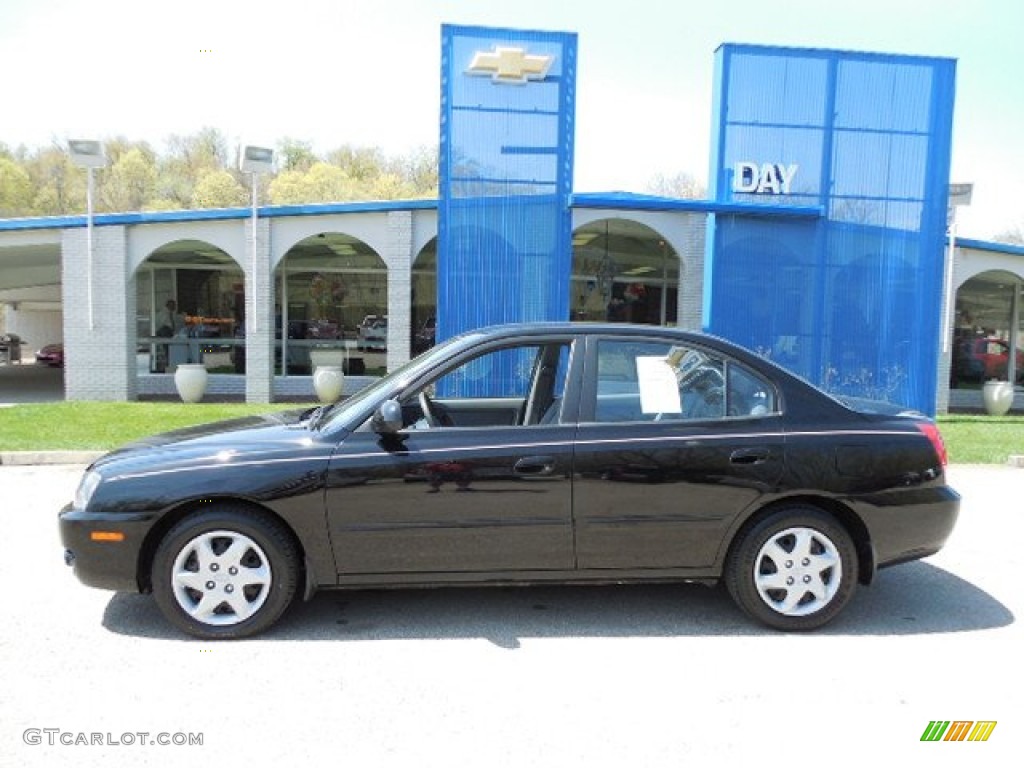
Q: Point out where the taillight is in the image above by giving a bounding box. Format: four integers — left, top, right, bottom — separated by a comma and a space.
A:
917, 422, 948, 466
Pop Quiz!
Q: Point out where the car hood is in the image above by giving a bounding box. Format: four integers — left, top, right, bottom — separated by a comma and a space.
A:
89, 408, 335, 475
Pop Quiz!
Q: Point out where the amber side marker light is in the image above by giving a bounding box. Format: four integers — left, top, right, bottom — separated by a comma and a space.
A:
90, 531, 125, 542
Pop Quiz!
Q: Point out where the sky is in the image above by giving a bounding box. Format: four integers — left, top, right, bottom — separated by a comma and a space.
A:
1, 0, 1022, 239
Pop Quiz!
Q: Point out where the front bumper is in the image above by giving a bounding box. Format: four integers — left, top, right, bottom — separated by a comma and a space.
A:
58, 503, 157, 592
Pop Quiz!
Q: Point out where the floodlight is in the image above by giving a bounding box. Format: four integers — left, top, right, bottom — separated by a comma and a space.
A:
68, 139, 108, 169
240, 145, 275, 174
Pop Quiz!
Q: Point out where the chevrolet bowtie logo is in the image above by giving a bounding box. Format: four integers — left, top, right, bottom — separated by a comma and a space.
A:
467, 46, 553, 85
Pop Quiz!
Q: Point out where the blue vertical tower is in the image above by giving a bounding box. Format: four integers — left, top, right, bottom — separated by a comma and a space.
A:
706, 45, 956, 415
438, 24, 577, 345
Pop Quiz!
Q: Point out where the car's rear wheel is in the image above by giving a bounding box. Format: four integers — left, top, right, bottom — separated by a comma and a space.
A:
151, 506, 299, 639
725, 506, 858, 631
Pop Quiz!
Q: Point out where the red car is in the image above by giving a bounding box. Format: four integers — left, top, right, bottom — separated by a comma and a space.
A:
952, 337, 1024, 383
35, 343, 64, 367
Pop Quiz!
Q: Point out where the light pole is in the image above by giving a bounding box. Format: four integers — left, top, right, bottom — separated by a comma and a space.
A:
239, 145, 274, 338
240, 145, 274, 232
68, 139, 108, 330
943, 183, 973, 354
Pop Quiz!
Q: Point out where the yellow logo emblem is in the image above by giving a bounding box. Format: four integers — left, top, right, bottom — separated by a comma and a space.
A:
467, 46, 553, 84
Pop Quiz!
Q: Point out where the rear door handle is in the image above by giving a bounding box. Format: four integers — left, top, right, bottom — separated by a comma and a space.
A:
730, 447, 771, 465
514, 456, 556, 476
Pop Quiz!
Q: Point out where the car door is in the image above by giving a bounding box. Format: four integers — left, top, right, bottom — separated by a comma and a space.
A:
571, 335, 785, 570
325, 337, 579, 577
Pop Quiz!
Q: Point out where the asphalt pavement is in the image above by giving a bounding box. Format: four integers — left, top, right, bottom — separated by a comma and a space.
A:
0, 361, 64, 405
0, 463, 1020, 767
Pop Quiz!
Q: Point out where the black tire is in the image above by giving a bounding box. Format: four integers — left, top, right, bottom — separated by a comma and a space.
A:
151, 505, 300, 640
725, 506, 858, 631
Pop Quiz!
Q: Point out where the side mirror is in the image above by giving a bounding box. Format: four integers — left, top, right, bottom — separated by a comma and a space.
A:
372, 399, 404, 434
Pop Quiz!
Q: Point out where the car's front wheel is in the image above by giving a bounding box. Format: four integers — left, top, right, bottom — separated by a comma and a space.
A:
725, 506, 858, 631
151, 506, 299, 639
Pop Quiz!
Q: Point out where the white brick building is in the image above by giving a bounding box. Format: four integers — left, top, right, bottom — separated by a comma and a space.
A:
1, 198, 715, 403
1, 198, 1020, 411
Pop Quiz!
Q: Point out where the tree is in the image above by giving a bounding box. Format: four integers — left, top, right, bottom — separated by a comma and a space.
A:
645, 171, 705, 199
144, 198, 184, 212
0, 133, 441, 218
268, 162, 356, 205
0, 158, 33, 216
267, 169, 306, 205
100, 147, 157, 212
25, 144, 84, 215
993, 225, 1024, 245
192, 170, 248, 208
166, 127, 229, 175
365, 172, 415, 201
277, 138, 317, 173
327, 145, 387, 182
159, 127, 232, 209
393, 145, 439, 198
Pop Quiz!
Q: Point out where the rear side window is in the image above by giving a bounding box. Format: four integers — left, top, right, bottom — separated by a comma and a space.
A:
727, 362, 774, 417
591, 340, 776, 422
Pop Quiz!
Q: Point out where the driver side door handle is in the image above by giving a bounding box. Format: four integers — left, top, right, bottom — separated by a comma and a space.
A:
514, 456, 556, 476
730, 447, 771, 465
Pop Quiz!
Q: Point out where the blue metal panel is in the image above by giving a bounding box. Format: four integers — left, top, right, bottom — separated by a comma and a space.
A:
707, 44, 956, 415
438, 24, 577, 346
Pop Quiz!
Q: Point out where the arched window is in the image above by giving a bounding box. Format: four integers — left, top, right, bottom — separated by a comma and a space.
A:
951, 271, 1024, 389
274, 232, 388, 376
411, 238, 436, 354
571, 219, 678, 326
136, 240, 244, 375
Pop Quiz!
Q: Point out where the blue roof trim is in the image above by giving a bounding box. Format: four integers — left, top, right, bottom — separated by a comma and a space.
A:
261, 199, 437, 217
0, 199, 439, 232
0, 215, 84, 231
956, 237, 1024, 257
570, 192, 823, 218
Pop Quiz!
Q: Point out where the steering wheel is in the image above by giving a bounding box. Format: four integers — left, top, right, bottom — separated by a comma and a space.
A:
418, 391, 441, 428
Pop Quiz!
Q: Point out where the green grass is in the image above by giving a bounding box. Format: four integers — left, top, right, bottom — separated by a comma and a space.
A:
0, 402, 1021, 464
937, 414, 1024, 465
0, 402, 302, 451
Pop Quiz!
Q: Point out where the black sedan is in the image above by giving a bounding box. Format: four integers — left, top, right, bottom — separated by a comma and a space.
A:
60, 323, 959, 639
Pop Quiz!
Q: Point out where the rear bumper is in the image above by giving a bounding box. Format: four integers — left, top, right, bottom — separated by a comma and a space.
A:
857, 485, 961, 570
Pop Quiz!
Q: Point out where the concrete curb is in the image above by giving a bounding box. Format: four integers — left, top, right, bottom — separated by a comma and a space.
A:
0, 451, 105, 466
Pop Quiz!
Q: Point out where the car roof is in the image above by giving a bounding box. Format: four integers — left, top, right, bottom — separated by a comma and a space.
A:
469, 321, 737, 348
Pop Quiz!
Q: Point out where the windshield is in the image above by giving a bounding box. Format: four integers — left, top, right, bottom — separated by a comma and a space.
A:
319, 331, 485, 430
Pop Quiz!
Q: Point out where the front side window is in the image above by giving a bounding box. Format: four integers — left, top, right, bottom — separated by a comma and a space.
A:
399, 341, 571, 430
591, 339, 775, 423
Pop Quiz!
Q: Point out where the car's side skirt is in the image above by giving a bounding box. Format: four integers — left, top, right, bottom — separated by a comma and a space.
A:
326, 568, 721, 591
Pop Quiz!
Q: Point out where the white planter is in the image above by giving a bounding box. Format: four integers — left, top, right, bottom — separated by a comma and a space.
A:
313, 365, 344, 403
174, 363, 209, 403
982, 380, 1014, 416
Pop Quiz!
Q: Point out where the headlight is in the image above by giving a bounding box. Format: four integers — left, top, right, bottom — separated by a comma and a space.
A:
74, 470, 103, 510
